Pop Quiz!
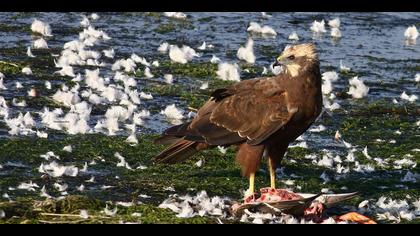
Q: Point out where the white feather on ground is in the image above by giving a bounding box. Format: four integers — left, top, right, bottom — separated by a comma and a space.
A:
164, 12, 187, 19
237, 38, 255, 64
400, 91, 418, 103
347, 76, 369, 99
404, 25, 418, 40
321, 71, 339, 95
288, 32, 299, 41
216, 62, 240, 82
331, 28, 342, 38
247, 22, 277, 36
33, 38, 49, 49
415, 74, 420, 83
310, 20, 326, 34
160, 104, 184, 124
114, 152, 132, 170
328, 18, 341, 28
22, 67, 33, 75
164, 74, 174, 84
158, 42, 169, 53
169, 45, 200, 64
200, 82, 209, 90
339, 60, 351, 72
210, 55, 221, 64
27, 46, 35, 57
31, 19, 53, 36
103, 48, 115, 58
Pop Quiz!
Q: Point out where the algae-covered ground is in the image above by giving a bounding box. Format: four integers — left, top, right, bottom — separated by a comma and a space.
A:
0, 102, 418, 224
0, 12, 419, 224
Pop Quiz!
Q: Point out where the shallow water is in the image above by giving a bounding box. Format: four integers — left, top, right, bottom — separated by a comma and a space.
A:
1, 12, 419, 143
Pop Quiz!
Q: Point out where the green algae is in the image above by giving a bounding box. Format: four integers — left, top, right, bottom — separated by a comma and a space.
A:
0, 122, 418, 224
0, 61, 23, 75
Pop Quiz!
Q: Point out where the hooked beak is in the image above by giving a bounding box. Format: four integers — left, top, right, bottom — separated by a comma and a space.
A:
273, 55, 285, 68
273, 60, 282, 67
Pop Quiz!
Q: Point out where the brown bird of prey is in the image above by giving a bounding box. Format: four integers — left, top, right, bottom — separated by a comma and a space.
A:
154, 43, 322, 199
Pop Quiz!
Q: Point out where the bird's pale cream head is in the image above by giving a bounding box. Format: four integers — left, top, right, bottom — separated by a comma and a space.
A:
275, 43, 318, 77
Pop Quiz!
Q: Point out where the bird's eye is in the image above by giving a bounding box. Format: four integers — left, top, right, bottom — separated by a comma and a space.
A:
287, 55, 295, 60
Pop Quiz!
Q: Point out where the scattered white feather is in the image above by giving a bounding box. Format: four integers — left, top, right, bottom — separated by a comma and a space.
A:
309, 125, 326, 133
31, 19, 53, 36
103, 48, 115, 58
0, 78, 7, 90
63, 145, 73, 153
210, 55, 221, 64
33, 38, 49, 49
16, 82, 23, 89
161, 104, 184, 123
77, 184, 85, 191
347, 76, 369, 99
115, 152, 132, 170
158, 42, 169, 53
152, 60, 159, 67
317, 155, 334, 168
36, 130, 48, 138
12, 98, 26, 107
339, 60, 350, 72
404, 25, 418, 40
126, 133, 138, 145
200, 82, 209, 90
362, 146, 372, 160
216, 62, 240, 81
104, 205, 118, 217
22, 67, 33, 75
394, 157, 416, 169
140, 92, 153, 100
328, 18, 340, 28
164, 74, 173, 84
40, 186, 52, 198
39, 161, 78, 177
197, 41, 207, 50
195, 160, 203, 167
80, 15, 90, 28
54, 182, 68, 192
27, 46, 35, 57
310, 20, 326, 34
261, 12, 272, 19
288, 32, 299, 41
237, 38, 255, 64
400, 91, 418, 103
90, 13, 99, 20
164, 12, 187, 19
247, 22, 277, 36
80, 210, 89, 219
169, 45, 200, 64
18, 181, 39, 192
331, 28, 342, 38
144, 67, 154, 78
321, 71, 338, 94
131, 53, 151, 67
218, 146, 227, 154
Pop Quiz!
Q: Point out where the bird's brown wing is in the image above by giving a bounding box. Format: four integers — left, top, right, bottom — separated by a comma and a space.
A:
189, 78, 298, 146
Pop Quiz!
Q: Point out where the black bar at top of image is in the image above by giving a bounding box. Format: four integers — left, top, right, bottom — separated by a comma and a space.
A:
1, 0, 420, 12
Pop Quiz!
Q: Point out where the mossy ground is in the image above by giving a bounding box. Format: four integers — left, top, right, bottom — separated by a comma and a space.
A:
0, 99, 418, 224
0, 52, 419, 223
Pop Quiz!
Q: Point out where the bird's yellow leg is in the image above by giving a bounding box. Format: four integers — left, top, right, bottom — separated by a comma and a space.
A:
244, 172, 255, 198
269, 159, 276, 189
